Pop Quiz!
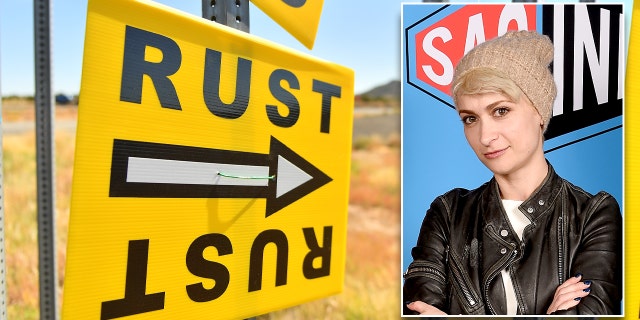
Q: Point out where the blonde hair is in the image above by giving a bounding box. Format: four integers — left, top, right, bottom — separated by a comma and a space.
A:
451, 67, 523, 107
450, 31, 556, 132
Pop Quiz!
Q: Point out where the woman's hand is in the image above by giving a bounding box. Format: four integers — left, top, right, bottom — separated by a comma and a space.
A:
546, 273, 592, 314
406, 301, 448, 315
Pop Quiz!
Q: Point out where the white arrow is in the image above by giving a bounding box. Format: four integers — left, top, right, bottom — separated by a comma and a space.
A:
109, 137, 331, 217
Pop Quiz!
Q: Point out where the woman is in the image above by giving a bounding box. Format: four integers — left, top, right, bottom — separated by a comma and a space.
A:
403, 30, 622, 315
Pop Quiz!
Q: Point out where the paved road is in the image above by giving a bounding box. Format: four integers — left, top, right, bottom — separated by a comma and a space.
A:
3, 119, 77, 135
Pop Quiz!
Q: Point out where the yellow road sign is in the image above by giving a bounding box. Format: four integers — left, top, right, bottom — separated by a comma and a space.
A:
251, 0, 324, 49
624, 0, 640, 316
62, 0, 354, 319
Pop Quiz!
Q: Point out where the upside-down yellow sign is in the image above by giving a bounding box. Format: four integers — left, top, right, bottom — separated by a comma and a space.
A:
62, 0, 353, 319
251, 0, 324, 49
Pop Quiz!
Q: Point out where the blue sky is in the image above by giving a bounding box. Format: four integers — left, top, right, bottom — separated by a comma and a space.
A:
0, 0, 420, 97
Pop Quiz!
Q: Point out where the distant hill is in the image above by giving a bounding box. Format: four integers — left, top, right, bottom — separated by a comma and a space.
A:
355, 80, 400, 107
358, 80, 400, 99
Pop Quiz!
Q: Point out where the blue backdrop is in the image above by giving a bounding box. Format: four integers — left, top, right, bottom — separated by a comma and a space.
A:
401, 3, 624, 274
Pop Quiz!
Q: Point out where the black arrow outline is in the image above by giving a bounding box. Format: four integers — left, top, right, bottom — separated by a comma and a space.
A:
109, 137, 332, 217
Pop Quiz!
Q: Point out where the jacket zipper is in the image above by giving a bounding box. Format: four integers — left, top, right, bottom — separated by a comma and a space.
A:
405, 257, 479, 309
557, 193, 566, 283
449, 251, 478, 307
458, 281, 478, 306
483, 246, 518, 314
445, 246, 480, 307
557, 215, 565, 283
404, 261, 447, 286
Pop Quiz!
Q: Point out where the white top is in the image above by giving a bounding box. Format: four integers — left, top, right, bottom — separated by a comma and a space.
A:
500, 199, 530, 315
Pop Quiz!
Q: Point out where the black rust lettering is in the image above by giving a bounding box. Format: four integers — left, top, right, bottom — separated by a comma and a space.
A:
282, 0, 306, 8
267, 69, 301, 128
203, 49, 252, 119
120, 26, 182, 110
101, 240, 165, 320
312, 80, 341, 133
248, 229, 289, 292
185, 233, 233, 302
302, 226, 332, 279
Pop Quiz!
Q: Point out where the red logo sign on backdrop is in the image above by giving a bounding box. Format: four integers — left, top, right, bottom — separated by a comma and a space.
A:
414, 4, 537, 96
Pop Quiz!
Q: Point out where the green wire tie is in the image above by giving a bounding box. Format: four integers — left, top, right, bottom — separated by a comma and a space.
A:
217, 171, 275, 180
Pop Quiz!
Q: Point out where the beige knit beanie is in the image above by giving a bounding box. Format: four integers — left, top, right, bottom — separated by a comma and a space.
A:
451, 30, 557, 131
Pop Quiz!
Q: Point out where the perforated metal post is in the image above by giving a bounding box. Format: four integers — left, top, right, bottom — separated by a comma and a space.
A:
202, 2, 252, 319
34, 0, 58, 319
0, 33, 7, 320
202, 0, 250, 32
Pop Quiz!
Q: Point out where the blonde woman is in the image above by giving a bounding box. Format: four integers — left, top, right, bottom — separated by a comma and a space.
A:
403, 31, 622, 315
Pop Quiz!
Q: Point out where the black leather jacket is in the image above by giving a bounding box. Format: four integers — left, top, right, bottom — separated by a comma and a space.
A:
403, 164, 622, 315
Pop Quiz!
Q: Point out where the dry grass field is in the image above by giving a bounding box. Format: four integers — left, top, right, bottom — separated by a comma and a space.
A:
2, 99, 401, 319
3, 99, 76, 319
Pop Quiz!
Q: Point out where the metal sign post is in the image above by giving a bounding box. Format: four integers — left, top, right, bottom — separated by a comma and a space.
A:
202, 0, 250, 32
0, 32, 7, 320
203, 3, 250, 318
34, 0, 58, 319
